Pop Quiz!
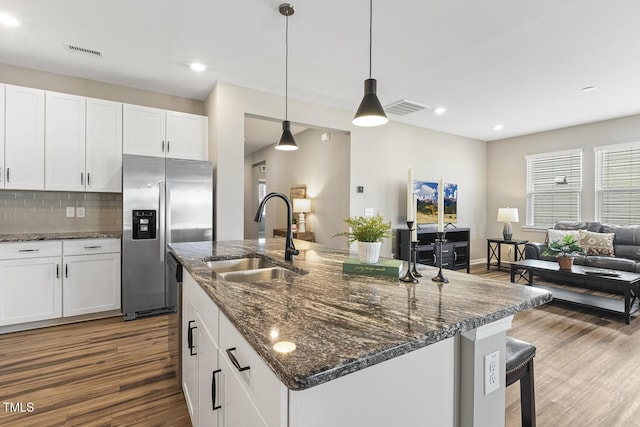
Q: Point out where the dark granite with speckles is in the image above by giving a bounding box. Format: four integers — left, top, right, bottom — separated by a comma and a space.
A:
169, 239, 551, 391
0, 231, 121, 242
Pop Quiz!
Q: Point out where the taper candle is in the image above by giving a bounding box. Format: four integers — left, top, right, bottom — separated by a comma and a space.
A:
437, 178, 444, 232
407, 166, 414, 222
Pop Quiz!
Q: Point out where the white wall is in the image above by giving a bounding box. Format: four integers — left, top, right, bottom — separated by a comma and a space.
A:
487, 113, 640, 244
206, 82, 488, 260
244, 128, 351, 246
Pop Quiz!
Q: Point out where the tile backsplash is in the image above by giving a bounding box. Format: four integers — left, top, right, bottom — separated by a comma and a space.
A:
0, 191, 122, 234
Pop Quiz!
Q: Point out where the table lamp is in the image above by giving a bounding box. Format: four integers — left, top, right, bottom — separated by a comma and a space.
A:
497, 207, 519, 241
293, 198, 311, 233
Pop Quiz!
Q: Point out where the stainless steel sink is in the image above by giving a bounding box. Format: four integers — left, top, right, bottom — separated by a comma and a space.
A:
206, 257, 278, 273
218, 266, 300, 283
206, 257, 301, 283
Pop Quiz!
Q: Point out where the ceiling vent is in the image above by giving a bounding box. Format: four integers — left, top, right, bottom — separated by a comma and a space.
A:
384, 99, 430, 116
64, 43, 103, 58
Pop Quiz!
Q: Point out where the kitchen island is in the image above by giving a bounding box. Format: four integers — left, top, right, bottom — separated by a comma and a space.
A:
170, 239, 551, 427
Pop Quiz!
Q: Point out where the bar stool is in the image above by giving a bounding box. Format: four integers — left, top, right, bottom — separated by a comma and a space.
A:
506, 336, 537, 427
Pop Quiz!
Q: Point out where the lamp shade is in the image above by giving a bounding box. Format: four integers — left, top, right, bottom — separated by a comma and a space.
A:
275, 120, 298, 151
353, 79, 389, 127
293, 198, 311, 213
497, 207, 519, 223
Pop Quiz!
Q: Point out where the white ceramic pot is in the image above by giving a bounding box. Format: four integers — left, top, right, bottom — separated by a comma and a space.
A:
357, 241, 382, 264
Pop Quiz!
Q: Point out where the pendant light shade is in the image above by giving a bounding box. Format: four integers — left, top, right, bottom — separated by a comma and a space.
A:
275, 3, 298, 151
353, 0, 388, 127
276, 120, 298, 151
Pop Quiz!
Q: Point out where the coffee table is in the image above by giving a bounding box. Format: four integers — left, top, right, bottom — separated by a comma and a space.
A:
510, 259, 640, 324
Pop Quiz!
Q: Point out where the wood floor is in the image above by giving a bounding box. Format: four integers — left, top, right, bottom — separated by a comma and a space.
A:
2, 266, 640, 426
0, 315, 191, 427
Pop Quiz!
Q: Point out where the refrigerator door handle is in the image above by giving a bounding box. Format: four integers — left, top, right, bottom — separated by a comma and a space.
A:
166, 182, 172, 245
158, 180, 165, 262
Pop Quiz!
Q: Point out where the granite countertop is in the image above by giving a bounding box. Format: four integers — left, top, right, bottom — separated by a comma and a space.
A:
0, 231, 122, 242
169, 239, 552, 391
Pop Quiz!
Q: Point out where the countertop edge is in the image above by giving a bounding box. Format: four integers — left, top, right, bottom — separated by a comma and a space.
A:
0, 232, 122, 242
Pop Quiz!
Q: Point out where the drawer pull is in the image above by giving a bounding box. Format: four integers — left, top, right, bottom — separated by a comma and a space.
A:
226, 347, 250, 372
211, 369, 222, 411
84, 246, 103, 250
187, 320, 197, 356
19, 249, 39, 253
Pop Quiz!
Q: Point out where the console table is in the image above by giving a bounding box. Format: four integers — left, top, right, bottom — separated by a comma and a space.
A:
510, 259, 640, 324
487, 238, 528, 270
397, 227, 470, 273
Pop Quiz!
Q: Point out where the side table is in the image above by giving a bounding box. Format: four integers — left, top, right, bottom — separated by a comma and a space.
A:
487, 238, 528, 270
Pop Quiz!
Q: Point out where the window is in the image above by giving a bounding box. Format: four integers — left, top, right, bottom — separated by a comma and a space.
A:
526, 149, 582, 228
595, 142, 640, 224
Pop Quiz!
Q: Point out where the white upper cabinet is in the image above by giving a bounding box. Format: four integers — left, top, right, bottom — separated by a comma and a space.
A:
45, 91, 86, 191
0, 84, 4, 188
45, 94, 122, 192
4, 85, 45, 190
123, 103, 207, 160
166, 111, 208, 160
86, 98, 122, 192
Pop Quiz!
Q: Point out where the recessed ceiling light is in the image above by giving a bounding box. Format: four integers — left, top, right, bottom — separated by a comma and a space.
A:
189, 62, 207, 72
493, 124, 504, 131
581, 86, 597, 92
0, 12, 21, 27
434, 107, 447, 115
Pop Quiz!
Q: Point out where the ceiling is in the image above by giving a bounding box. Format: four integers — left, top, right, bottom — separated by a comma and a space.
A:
2, 0, 640, 142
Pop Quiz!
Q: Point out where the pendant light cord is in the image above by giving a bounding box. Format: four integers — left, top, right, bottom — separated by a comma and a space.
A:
285, 14, 289, 120
368, 0, 372, 79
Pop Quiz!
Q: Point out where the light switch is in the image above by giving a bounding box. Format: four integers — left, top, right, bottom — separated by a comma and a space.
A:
66, 207, 75, 218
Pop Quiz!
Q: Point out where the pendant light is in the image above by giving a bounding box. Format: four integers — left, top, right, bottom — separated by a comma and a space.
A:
353, 0, 388, 127
275, 3, 298, 151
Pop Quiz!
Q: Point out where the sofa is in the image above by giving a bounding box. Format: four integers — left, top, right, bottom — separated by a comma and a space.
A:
525, 221, 640, 294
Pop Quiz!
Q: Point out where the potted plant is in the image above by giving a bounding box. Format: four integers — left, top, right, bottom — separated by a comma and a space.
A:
542, 234, 585, 270
334, 213, 392, 264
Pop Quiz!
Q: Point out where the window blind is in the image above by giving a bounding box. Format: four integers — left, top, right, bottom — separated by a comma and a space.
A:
526, 150, 582, 227
595, 142, 640, 224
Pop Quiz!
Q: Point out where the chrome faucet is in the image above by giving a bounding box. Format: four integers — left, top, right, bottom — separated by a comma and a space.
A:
254, 192, 299, 262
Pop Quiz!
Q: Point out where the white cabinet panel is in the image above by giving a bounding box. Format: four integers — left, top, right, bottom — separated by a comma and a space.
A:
0, 84, 4, 188
86, 98, 122, 192
123, 103, 165, 157
45, 91, 86, 191
63, 238, 121, 256
62, 253, 121, 317
198, 316, 221, 427
4, 85, 45, 190
182, 287, 199, 424
0, 257, 62, 326
221, 353, 268, 427
0, 240, 63, 259
166, 111, 207, 160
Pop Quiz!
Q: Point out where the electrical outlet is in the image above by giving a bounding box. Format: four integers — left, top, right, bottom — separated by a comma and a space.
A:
76, 207, 85, 218
484, 350, 500, 395
65, 207, 75, 218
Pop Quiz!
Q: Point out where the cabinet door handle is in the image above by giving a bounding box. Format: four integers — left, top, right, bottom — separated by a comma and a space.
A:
454, 252, 458, 261
80, 172, 84, 185
56, 264, 60, 279
65, 264, 68, 278
211, 369, 222, 411
226, 347, 250, 372
6, 168, 10, 182
187, 320, 197, 356
87, 172, 91, 187
161, 140, 165, 152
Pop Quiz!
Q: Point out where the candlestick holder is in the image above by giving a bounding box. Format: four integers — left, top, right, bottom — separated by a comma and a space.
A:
400, 221, 419, 283
432, 231, 449, 283
411, 241, 423, 277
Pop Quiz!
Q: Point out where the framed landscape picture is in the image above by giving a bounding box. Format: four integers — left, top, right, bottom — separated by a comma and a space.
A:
413, 180, 458, 225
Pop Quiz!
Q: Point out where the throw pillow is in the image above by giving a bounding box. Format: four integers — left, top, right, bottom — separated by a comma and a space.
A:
547, 229, 580, 244
578, 230, 615, 256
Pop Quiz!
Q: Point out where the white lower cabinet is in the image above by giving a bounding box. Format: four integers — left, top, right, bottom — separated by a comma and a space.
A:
0, 256, 62, 326
0, 238, 121, 328
182, 288, 199, 422
62, 239, 121, 317
220, 352, 267, 427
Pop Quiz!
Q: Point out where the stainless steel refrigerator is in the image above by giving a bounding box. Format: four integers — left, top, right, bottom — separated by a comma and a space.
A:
122, 154, 212, 320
